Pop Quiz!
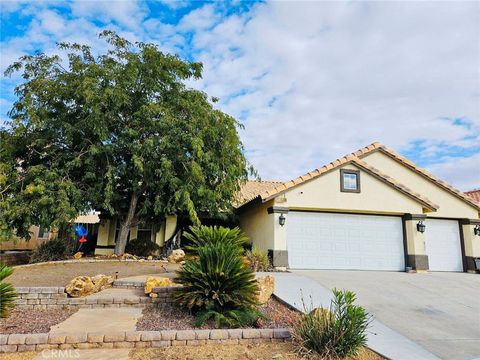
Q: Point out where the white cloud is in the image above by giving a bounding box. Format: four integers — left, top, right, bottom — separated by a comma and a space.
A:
427, 154, 480, 191
181, 1, 480, 188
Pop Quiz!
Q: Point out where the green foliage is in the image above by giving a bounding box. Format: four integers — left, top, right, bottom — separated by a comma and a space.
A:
125, 238, 161, 257
29, 238, 74, 263
175, 242, 259, 311
195, 307, 265, 328
0, 263, 17, 318
184, 225, 248, 254
1, 31, 251, 254
245, 247, 270, 272
294, 289, 371, 359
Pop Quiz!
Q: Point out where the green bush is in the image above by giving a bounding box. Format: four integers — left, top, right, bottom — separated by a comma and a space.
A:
175, 226, 260, 328
0, 263, 17, 318
125, 238, 161, 257
184, 225, 248, 254
29, 238, 70, 263
294, 289, 370, 359
245, 247, 270, 272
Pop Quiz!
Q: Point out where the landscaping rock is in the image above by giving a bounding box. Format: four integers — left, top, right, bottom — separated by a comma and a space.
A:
65, 276, 95, 297
256, 275, 275, 304
167, 249, 185, 263
92, 274, 115, 292
144, 277, 174, 294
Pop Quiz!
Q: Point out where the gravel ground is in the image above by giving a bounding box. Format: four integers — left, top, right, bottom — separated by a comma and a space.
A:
130, 342, 385, 360
9, 261, 180, 287
137, 297, 300, 331
0, 308, 77, 334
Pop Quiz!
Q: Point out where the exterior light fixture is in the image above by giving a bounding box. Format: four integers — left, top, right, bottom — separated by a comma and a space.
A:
279, 213, 286, 227
417, 221, 426, 233
474, 225, 480, 236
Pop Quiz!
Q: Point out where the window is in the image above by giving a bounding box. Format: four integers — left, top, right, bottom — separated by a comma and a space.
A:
38, 226, 49, 239
340, 169, 360, 193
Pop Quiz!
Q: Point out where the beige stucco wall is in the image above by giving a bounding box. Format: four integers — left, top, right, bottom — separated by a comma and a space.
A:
278, 164, 426, 215
155, 215, 177, 247
462, 224, 480, 258
363, 151, 479, 219
404, 219, 426, 256
239, 200, 275, 252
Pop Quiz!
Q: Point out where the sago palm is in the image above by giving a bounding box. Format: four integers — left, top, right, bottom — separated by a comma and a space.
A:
184, 225, 249, 254
0, 263, 17, 318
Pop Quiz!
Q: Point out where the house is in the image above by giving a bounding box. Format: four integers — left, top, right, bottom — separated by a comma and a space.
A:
465, 189, 480, 203
236, 142, 480, 273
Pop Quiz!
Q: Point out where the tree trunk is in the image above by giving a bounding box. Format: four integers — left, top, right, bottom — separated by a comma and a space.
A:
114, 193, 138, 255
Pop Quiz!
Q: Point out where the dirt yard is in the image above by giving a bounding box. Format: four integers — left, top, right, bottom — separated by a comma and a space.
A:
9, 261, 180, 287
130, 342, 385, 360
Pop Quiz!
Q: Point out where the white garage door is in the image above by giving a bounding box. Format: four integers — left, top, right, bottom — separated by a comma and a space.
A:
425, 219, 463, 272
287, 212, 405, 271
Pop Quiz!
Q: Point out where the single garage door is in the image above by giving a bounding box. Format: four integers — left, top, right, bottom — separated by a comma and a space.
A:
425, 219, 463, 272
287, 212, 405, 271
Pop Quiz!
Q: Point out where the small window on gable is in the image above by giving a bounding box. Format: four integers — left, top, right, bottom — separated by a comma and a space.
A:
341, 169, 360, 193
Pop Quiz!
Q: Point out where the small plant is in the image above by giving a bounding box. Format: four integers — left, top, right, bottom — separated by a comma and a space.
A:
0, 263, 17, 317
195, 307, 265, 328
29, 238, 70, 263
125, 238, 161, 257
245, 247, 270, 272
294, 289, 371, 359
183, 225, 248, 254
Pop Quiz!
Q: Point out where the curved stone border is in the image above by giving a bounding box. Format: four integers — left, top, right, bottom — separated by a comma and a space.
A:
0, 328, 291, 353
14, 258, 169, 268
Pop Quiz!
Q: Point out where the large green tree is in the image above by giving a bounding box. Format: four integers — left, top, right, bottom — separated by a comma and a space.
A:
1, 31, 250, 254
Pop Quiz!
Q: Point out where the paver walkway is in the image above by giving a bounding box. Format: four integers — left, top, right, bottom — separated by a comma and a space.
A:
268, 272, 441, 360
49, 307, 143, 335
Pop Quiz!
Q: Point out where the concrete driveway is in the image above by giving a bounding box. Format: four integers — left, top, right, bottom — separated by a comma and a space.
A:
293, 270, 480, 360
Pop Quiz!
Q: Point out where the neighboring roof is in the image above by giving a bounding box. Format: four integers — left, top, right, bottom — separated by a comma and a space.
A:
235, 180, 283, 207
237, 154, 439, 212
74, 213, 100, 224
465, 189, 480, 203
353, 142, 480, 211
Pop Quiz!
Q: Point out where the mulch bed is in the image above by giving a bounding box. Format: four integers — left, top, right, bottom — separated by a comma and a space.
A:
0, 308, 77, 334
136, 296, 300, 331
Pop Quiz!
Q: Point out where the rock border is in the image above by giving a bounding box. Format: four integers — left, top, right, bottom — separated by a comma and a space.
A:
0, 328, 291, 353
13, 258, 169, 268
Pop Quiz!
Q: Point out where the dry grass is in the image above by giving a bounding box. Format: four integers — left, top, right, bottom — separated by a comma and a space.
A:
9, 261, 180, 287
129, 342, 385, 360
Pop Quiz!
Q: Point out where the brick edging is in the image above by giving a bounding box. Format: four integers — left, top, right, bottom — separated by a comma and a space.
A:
14, 259, 169, 268
0, 328, 291, 353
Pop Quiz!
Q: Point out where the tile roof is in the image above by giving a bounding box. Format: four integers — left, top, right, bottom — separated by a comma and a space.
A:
234, 180, 283, 207
354, 142, 480, 210
236, 154, 439, 212
465, 189, 480, 203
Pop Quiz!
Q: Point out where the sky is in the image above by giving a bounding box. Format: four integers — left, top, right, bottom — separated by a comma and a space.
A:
1, 0, 479, 191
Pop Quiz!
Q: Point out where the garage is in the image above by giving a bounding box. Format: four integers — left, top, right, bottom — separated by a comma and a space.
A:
425, 219, 463, 272
287, 212, 405, 271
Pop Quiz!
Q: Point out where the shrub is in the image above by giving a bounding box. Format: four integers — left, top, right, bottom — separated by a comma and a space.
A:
245, 247, 270, 272
0, 263, 17, 318
125, 238, 161, 257
175, 226, 260, 328
183, 225, 248, 254
29, 238, 71, 263
294, 289, 370, 359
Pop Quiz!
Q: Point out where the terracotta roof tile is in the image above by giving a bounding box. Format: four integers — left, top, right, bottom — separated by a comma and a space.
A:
465, 189, 480, 204
234, 180, 283, 207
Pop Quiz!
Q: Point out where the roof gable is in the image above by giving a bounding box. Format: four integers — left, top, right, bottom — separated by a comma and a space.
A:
237, 154, 438, 212
354, 142, 480, 211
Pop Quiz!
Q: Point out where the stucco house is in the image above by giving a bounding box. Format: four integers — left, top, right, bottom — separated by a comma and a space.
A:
235, 142, 480, 273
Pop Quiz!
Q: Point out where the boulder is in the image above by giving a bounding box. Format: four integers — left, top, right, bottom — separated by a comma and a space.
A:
91, 274, 114, 292
73, 252, 83, 259
167, 249, 185, 263
65, 276, 95, 297
144, 276, 174, 294
256, 275, 275, 304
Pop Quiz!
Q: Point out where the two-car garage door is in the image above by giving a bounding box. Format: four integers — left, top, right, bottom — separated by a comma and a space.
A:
287, 212, 464, 271
287, 212, 405, 271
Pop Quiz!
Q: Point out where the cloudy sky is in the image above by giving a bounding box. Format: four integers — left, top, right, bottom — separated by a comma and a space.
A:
1, 0, 479, 190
